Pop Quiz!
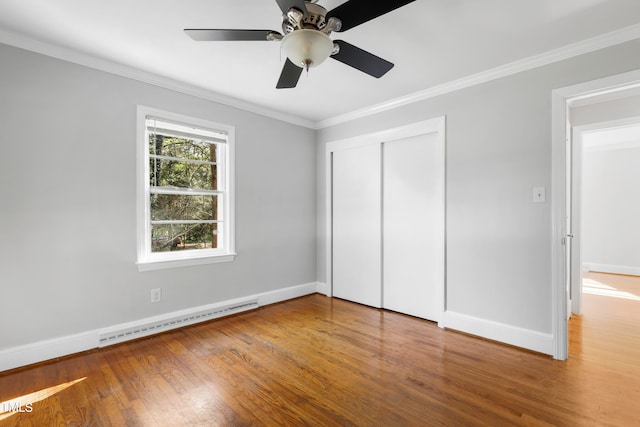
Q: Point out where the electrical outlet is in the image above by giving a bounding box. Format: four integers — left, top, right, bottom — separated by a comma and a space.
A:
151, 288, 161, 303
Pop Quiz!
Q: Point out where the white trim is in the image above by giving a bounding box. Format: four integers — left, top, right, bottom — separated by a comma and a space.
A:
256, 282, 319, 306
316, 282, 329, 296
325, 117, 446, 324
554, 70, 640, 100
551, 69, 640, 361
0, 332, 97, 375
2, 22, 639, 130
325, 118, 445, 151
436, 117, 447, 326
150, 188, 222, 196
442, 311, 554, 356
585, 263, 640, 276
551, 89, 570, 360
316, 23, 640, 129
0, 282, 320, 373
137, 252, 237, 272
570, 125, 585, 315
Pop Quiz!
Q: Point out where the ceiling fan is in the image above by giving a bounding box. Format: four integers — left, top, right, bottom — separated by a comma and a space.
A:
184, 0, 416, 89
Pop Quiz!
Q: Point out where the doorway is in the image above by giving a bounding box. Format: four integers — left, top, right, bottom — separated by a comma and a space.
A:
569, 119, 640, 315
551, 70, 640, 360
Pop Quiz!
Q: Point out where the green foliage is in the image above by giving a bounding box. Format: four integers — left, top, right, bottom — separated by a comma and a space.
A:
149, 134, 219, 252
151, 194, 216, 221
151, 223, 218, 252
149, 135, 218, 190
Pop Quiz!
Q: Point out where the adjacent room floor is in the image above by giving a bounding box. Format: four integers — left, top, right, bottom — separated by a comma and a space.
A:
1, 274, 639, 426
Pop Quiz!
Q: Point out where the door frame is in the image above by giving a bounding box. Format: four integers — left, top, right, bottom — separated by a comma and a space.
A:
571, 116, 640, 315
325, 117, 446, 324
551, 69, 640, 360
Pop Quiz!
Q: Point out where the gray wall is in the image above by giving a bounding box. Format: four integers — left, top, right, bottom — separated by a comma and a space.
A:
0, 43, 317, 349
571, 94, 640, 127
317, 40, 640, 335
582, 145, 640, 271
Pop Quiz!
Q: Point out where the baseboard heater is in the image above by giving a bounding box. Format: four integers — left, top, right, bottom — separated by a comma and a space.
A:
98, 299, 259, 347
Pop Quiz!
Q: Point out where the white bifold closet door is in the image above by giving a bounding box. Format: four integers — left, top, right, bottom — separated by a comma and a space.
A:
383, 133, 441, 320
332, 143, 382, 308
331, 129, 442, 322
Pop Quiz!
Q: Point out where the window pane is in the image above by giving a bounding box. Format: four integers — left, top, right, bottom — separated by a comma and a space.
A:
152, 223, 219, 253
149, 135, 217, 163
151, 194, 218, 221
149, 158, 218, 190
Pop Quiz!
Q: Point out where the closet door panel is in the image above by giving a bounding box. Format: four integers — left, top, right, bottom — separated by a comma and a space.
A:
332, 144, 382, 307
383, 133, 441, 320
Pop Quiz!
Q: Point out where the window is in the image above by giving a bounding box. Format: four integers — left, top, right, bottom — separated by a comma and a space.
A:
137, 106, 235, 271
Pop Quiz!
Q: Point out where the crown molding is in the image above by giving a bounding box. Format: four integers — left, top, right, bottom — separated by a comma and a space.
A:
314, 23, 640, 129
2, 22, 639, 131
0, 29, 316, 129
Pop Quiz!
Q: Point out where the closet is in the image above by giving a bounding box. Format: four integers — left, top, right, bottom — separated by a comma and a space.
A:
328, 118, 445, 322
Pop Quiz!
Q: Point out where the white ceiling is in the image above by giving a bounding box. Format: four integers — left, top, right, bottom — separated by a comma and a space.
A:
1, 0, 640, 126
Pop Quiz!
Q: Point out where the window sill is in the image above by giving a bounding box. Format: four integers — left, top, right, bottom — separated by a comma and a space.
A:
137, 252, 237, 272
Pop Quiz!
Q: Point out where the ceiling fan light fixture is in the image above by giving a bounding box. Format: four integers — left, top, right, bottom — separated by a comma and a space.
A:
281, 29, 333, 70
185, 0, 417, 88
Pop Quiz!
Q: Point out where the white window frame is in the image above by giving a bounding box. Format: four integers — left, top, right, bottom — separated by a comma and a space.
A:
136, 106, 236, 271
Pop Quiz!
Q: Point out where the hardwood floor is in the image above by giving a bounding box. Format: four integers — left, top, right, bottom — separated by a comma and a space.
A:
1, 275, 639, 426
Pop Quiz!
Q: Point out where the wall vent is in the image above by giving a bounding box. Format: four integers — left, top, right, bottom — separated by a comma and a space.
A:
98, 299, 258, 347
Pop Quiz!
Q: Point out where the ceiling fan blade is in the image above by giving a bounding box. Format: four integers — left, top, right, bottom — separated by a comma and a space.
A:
276, 58, 303, 89
331, 40, 394, 78
184, 29, 279, 41
327, 0, 416, 32
275, 0, 307, 16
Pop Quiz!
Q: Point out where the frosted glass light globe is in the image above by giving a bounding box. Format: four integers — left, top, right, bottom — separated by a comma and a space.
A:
281, 29, 333, 69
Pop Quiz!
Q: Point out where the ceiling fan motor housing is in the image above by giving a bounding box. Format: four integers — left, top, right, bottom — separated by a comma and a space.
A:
282, 2, 334, 34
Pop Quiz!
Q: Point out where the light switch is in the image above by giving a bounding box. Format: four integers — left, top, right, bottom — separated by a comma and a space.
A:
533, 187, 546, 203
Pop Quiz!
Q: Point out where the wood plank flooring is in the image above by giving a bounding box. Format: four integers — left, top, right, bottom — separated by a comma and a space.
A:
1, 274, 639, 426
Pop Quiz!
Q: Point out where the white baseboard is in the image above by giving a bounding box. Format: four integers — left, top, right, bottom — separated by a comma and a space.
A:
0, 282, 319, 373
0, 331, 97, 374
316, 282, 329, 296
584, 263, 640, 276
256, 282, 319, 306
442, 311, 554, 355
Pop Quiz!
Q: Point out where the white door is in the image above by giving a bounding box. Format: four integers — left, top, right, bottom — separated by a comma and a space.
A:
332, 143, 382, 307
383, 133, 443, 321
